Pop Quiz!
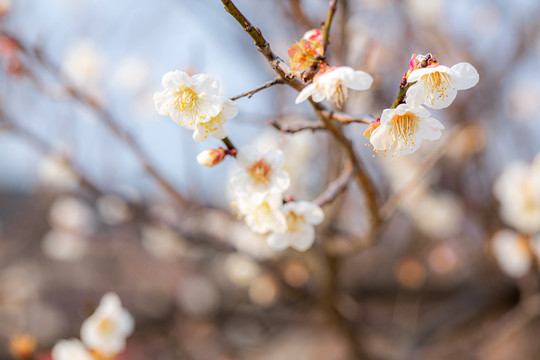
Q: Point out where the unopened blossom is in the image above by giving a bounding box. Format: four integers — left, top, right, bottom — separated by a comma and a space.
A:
369, 103, 444, 156
406, 61, 479, 109
363, 118, 380, 139
267, 201, 324, 252
230, 145, 290, 199
493, 157, 540, 234
197, 147, 227, 167
235, 192, 287, 234
491, 229, 532, 278
80, 292, 134, 356
52, 339, 94, 360
295, 65, 373, 108
192, 98, 238, 142
288, 29, 324, 72
154, 70, 225, 130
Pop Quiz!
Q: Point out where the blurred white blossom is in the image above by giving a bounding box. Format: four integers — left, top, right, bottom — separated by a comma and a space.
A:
52, 339, 93, 360
41, 230, 88, 261
493, 156, 540, 234
80, 292, 134, 356
96, 195, 131, 225
48, 196, 95, 235
62, 41, 104, 90
235, 192, 286, 234
112, 56, 149, 93
267, 201, 324, 252
491, 229, 532, 278
38, 154, 79, 191
230, 145, 290, 200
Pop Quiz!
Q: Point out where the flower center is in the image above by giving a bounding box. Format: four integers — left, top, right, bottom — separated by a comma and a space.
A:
174, 86, 198, 113
422, 72, 452, 104
286, 211, 305, 232
247, 159, 273, 185
97, 318, 116, 335
390, 112, 418, 148
331, 80, 348, 109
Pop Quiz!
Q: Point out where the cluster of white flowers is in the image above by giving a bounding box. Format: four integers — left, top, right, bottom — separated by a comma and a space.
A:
231, 145, 324, 251
153, 70, 238, 142
52, 292, 134, 360
367, 54, 479, 156
154, 69, 325, 252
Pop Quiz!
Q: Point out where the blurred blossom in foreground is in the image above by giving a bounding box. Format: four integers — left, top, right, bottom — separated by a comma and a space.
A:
52, 339, 94, 360
62, 41, 104, 90
493, 155, 540, 235
223, 253, 261, 288
80, 292, 134, 356
491, 229, 535, 278
0, 0, 10, 16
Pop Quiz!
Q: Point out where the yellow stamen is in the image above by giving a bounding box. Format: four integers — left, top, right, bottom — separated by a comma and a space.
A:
390, 112, 419, 149
97, 318, 116, 335
422, 72, 453, 105
247, 159, 273, 185
286, 211, 305, 232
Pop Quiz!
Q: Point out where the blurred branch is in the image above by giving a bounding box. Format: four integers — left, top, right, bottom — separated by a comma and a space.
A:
1, 30, 187, 208
287, 0, 317, 30
313, 161, 354, 207
321, 109, 374, 125
230, 77, 284, 101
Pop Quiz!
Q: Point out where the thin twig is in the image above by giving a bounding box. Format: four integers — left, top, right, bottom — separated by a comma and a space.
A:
230, 77, 284, 101
220, 0, 304, 91
270, 121, 325, 133
313, 161, 354, 207
321, 0, 338, 54
312, 102, 381, 236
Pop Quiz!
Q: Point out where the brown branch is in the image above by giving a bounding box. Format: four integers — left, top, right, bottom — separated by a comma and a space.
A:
312, 102, 381, 236
313, 161, 354, 207
321, 109, 374, 125
321, 0, 338, 54
220, 0, 304, 91
270, 120, 325, 133
230, 77, 284, 101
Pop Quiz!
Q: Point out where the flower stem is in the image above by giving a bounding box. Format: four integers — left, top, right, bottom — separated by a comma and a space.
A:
222, 136, 237, 154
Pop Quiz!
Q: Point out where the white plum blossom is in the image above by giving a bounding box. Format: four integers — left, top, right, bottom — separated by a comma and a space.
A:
154, 70, 238, 141
230, 145, 290, 199
295, 66, 373, 108
406, 62, 479, 109
267, 201, 324, 252
235, 192, 287, 234
493, 157, 540, 235
369, 103, 444, 156
80, 292, 134, 356
51, 339, 94, 360
491, 229, 532, 278
192, 98, 238, 142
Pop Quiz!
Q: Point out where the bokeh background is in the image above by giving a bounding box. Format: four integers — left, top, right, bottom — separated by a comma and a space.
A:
1, 0, 540, 359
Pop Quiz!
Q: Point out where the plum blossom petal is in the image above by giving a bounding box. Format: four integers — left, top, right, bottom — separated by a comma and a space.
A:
369, 103, 444, 156
295, 66, 373, 108
406, 62, 479, 109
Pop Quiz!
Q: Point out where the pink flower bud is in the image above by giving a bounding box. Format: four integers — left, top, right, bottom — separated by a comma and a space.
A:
196, 147, 227, 167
